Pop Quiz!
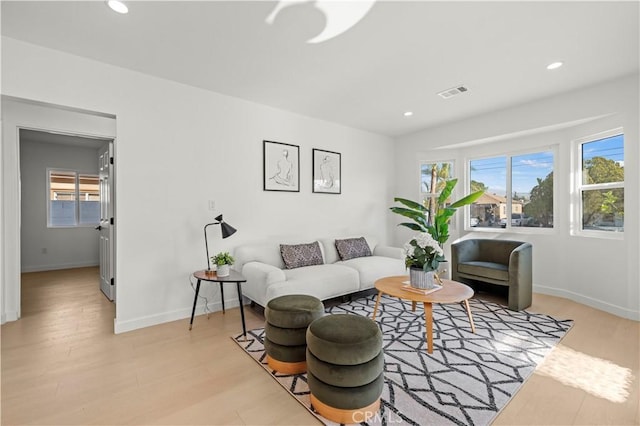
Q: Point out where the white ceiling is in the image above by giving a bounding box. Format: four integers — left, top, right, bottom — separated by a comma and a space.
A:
2, 1, 638, 137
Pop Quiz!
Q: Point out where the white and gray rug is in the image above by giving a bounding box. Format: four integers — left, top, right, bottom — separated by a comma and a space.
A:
234, 295, 573, 426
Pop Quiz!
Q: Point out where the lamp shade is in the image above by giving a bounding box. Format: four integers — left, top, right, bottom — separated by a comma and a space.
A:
220, 222, 237, 239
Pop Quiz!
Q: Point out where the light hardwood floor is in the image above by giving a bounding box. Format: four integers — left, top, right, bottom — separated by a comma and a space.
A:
1, 267, 638, 425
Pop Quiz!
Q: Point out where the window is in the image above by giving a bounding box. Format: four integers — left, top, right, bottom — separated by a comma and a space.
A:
577, 132, 624, 233
469, 151, 554, 229
48, 169, 100, 227
420, 161, 453, 225
469, 156, 506, 228
513, 151, 554, 228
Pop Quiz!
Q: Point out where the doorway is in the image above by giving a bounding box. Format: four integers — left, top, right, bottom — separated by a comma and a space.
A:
19, 129, 116, 306
1, 96, 117, 326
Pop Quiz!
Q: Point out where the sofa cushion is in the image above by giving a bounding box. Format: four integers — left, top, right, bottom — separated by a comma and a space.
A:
458, 261, 509, 281
280, 241, 324, 269
335, 237, 372, 261
338, 256, 406, 290
264, 264, 359, 302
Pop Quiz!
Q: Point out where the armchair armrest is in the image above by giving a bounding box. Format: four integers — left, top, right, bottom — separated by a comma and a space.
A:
451, 239, 481, 281
508, 243, 532, 280
373, 245, 404, 260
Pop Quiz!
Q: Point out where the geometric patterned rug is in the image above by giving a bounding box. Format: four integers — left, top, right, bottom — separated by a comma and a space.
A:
234, 294, 573, 425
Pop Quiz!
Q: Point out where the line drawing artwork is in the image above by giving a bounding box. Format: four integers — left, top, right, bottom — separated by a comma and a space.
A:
271, 149, 295, 186
319, 155, 335, 189
313, 149, 341, 194
264, 140, 300, 192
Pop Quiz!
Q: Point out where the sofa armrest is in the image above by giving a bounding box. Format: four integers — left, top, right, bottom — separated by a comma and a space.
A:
242, 261, 286, 286
373, 245, 404, 260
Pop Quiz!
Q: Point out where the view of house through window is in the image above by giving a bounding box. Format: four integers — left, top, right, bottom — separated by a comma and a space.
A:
48, 170, 100, 227
469, 151, 554, 229
579, 133, 624, 232
469, 156, 506, 228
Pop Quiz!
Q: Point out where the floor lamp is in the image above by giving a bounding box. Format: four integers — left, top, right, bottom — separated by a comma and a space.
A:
204, 214, 237, 274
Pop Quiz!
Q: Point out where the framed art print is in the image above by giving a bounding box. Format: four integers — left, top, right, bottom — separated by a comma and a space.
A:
263, 140, 300, 192
312, 149, 341, 194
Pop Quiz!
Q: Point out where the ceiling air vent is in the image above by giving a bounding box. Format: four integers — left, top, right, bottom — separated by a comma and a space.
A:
437, 85, 468, 99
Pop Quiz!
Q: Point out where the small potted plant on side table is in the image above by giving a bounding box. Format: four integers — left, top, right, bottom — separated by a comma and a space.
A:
211, 252, 234, 277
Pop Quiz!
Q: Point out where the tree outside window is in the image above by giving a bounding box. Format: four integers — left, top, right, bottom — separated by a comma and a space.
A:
420, 162, 453, 226
579, 133, 624, 233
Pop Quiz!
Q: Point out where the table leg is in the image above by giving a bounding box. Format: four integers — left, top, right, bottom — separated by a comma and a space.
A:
423, 302, 433, 354
372, 291, 383, 321
411, 301, 417, 312
220, 283, 226, 314
189, 279, 201, 330
237, 282, 246, 339
463, 299, 476, 333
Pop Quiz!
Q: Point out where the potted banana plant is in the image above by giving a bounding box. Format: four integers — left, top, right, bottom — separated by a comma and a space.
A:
391, 178, 484, 272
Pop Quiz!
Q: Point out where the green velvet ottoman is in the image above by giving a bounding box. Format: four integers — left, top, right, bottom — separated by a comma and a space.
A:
264, 294, 324, 374
306, 314, 384, 424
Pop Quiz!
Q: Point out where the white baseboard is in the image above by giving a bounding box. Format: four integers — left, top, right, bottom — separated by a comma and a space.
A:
533, 284, 640, 321
2, 310, 19, 324
21, 261, 99, 273
114, 298, 243, 334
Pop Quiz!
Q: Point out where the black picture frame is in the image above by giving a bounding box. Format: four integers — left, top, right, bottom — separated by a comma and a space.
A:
263, 140, 300, 192
312, 149, 341, 194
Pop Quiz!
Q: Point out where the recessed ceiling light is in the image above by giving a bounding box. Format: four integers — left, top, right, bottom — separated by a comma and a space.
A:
546, 61, 563, 70
404, 111, 413, 117
107, 0, 128, 14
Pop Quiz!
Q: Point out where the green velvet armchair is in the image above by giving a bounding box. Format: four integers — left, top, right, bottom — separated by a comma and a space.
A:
451, 239, 532, 311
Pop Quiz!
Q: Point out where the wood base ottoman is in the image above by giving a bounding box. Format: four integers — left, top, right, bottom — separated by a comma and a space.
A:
264, 294, 324, 374
306, 314, 384, 424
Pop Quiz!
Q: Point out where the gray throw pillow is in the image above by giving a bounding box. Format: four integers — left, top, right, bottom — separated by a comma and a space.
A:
335, 237, 372, 261
280, 241, 324, 269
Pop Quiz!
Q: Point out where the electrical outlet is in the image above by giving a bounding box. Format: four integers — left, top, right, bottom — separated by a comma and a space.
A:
208, 200, 216, 211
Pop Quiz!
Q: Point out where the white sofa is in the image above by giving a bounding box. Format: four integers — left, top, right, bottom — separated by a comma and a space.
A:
234, 237, 406, 307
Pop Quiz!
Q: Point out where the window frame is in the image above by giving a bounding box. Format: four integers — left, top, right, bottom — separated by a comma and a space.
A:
573, 128, 624, 240
465, 145, 557, 233
46, 168, 100, 228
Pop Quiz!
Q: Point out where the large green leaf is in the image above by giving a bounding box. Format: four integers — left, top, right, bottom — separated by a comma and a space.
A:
450, 190, 484, 208
389, 207, 428, 226
393, 197, 427, 212
437, 207, 456, 221
398, 222, 424, 231
437, 179, 457, 205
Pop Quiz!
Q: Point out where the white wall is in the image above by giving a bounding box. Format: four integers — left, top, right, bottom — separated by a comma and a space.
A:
20, 140, 100, 272
1, 37, 396, 332
393, 74, 640, 320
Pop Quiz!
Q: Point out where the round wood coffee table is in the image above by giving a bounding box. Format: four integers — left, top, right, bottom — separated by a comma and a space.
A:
372, 276, 476, 354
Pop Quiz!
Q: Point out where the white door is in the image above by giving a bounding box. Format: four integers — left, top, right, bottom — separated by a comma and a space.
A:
97, 142, 114, 301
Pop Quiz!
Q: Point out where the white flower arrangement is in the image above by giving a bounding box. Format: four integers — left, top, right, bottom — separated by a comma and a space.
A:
403, 232, 445, 272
